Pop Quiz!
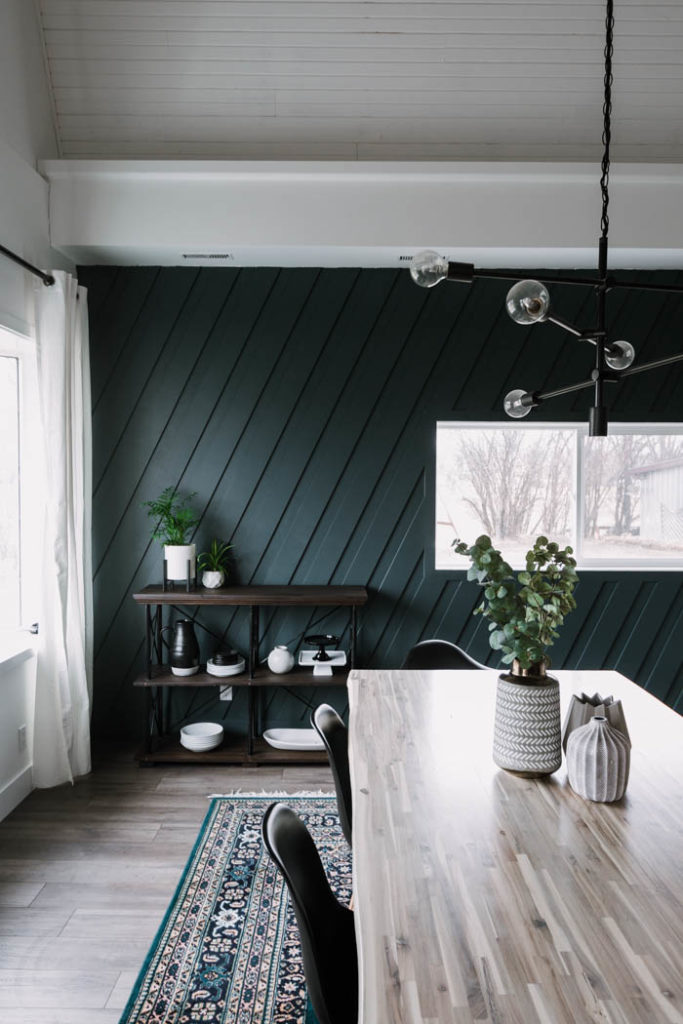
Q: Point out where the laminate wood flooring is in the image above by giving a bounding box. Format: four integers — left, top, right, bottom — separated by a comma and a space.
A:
0, 744, 333, 1023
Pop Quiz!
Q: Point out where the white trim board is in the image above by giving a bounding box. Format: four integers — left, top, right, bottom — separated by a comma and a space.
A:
40, 160, 683, 269
0, 765, 32, 823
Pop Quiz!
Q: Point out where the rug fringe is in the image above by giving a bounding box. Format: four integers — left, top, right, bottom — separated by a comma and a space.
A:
208, 789, 335, 798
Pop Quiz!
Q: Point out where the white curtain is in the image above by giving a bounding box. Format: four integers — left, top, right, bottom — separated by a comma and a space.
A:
33, 271, 93, 787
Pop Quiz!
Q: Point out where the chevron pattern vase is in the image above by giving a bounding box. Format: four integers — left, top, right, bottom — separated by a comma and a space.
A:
493, 674, 562, 777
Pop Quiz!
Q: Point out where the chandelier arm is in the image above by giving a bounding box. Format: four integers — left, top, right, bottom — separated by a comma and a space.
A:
467, 268, 602, 288
536, 378, 599, 402
545, 313, 584, 338
442, 269, 683, 296
514, 351, 683, 410
619, 351, 683, 378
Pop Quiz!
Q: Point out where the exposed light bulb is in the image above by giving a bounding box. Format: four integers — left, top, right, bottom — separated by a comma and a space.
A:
410, 250, 450, 288
504, 389, 534, 419
505, 280, 551, 325
605, 339, 636, 371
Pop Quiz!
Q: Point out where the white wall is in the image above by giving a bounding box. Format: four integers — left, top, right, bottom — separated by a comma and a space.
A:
42, 160, 683, 270
0, 0, 69, 335
0, 650, 36, 821
0, 1, 65, 814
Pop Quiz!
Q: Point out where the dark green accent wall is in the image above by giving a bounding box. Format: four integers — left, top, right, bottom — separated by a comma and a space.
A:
80, 266, 683, 737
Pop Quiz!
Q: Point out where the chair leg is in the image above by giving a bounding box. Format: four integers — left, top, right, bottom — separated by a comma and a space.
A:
305, 995, 320, 1024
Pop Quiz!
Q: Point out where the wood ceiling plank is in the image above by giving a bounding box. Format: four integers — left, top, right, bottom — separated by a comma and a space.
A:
38, 0, 683, 160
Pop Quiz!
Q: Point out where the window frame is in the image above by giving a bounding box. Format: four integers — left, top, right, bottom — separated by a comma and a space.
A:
0, 326, 42, 632
434, 420, 683, 572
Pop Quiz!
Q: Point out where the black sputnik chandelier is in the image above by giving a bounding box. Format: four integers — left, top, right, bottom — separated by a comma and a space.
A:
409, 0, 683, 436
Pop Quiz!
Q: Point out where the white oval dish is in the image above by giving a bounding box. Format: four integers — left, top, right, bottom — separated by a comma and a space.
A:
180, 722, 224, 752
263, 728, 325, 751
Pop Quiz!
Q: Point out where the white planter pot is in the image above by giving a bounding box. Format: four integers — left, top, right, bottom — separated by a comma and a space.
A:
164, 543, 196, 582
267, 645, 295, 674
202, 570, 225, 589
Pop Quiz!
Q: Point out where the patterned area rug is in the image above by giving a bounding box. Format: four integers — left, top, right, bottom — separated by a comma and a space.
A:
119, 794, 351, 1024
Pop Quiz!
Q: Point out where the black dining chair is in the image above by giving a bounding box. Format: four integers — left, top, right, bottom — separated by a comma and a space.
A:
401, 638, 488, 671
311, 704, 353, 847
262, 802, 358, 1024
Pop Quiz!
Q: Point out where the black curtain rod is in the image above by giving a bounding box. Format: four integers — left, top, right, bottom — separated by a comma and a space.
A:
0, 245, 55, 287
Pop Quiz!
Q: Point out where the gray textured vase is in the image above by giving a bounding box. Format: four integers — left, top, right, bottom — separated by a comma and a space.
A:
493, 674, 562, 777
566, 715, 630, 802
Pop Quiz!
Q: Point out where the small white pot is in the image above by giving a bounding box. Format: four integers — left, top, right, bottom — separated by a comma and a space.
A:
267, 645, 295, 674
164, 543, 196, 582
202, 570, 225, 589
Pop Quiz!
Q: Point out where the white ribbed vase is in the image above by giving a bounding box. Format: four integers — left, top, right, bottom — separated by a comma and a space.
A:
566, 715, 630, 802
493, 674, 562, 777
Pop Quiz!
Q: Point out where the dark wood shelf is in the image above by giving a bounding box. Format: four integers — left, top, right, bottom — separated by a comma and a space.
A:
134, 665, 348, 688
134, 665, 251, 688
132, 583, 368, 607
135, 734, 330, 766
252, 667, 347, 688
133, 581, 364, 766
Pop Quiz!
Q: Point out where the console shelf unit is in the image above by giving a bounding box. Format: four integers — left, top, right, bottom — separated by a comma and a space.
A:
132, 583, 367, 765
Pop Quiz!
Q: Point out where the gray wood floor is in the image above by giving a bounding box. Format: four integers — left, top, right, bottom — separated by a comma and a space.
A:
0, 745, 333, 1023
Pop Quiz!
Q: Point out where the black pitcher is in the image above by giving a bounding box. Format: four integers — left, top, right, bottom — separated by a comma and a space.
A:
162, 619, 200, 676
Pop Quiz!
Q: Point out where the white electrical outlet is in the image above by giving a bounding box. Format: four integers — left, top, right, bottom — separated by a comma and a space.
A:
18, 725, 27, 751
219, 686, 233, 701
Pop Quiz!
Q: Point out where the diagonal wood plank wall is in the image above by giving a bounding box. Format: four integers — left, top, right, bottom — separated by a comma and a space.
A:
79, 266, 683, 737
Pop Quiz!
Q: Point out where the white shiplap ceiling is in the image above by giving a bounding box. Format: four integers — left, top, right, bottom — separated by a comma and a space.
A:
36, 0, 683, 161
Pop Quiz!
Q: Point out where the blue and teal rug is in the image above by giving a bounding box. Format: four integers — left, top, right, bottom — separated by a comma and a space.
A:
119, 794, 351, 1024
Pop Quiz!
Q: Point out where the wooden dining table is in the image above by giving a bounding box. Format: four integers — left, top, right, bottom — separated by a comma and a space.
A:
347, 668, 683, 1024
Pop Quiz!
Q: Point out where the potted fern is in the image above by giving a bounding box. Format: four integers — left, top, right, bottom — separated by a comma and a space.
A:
143, 487, 199, 584
197, 539, 233, 589
454, 534, 578, 777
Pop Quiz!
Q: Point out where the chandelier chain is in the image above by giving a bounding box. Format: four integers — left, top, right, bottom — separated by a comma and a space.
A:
600, 0, 615, 240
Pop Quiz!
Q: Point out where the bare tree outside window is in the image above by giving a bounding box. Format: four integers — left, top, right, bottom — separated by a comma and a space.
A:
436, 426, 574, 567
436, 424, 683, 569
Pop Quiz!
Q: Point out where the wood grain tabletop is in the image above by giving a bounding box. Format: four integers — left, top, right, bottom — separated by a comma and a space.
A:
348, 669, 683, 1024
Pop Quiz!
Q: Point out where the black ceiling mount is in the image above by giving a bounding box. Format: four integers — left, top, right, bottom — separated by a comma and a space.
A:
409, 0, 683, 437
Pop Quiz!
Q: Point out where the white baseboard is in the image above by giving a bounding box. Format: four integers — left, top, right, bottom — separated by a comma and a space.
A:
0, 765, 33, 822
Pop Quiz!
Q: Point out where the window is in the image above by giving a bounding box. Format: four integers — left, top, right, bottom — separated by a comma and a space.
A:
436, 422, 683, 570
0, 356, 20, 622
0, 328, 41, 631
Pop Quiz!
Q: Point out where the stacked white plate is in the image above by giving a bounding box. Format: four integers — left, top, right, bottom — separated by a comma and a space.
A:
180, 722, 224, 752
207, 656, 245, 677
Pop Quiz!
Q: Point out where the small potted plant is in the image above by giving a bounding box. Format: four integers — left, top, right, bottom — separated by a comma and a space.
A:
197, 539, 233, 589
454, 534, 578, 777
143, 487, 199, 583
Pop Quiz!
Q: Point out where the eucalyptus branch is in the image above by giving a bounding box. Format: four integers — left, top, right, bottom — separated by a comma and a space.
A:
453, 535, 578, 670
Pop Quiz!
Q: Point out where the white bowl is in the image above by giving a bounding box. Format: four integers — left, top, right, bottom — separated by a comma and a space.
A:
180, 722, 224, 752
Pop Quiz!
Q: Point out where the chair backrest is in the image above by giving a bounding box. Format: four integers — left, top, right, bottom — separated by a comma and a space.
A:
262, 803, 358, 1024
311, 704, 353, 846
401, 639, 488, 671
